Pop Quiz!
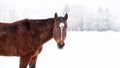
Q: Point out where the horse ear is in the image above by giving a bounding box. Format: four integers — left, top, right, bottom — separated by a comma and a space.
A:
54, 13, 58, 19
64, 13, 68, 20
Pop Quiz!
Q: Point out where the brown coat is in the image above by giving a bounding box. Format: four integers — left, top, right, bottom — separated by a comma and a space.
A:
0, 18, 54, 57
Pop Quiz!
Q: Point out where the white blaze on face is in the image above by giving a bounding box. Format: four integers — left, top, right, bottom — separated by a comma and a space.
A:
59, 22, 65, 40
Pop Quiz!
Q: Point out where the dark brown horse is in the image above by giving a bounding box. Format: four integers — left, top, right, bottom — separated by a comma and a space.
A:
0, 13, 68, 68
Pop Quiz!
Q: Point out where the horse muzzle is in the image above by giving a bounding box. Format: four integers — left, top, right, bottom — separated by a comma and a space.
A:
57, 42, 65, 49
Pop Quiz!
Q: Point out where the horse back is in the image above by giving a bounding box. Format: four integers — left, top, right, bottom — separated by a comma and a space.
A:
0, 19, 33, 56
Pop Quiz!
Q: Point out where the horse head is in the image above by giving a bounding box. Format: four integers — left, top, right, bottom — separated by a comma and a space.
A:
53, 13, 68, 49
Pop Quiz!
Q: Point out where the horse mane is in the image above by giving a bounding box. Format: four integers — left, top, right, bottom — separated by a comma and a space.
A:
0, 18, 54, 32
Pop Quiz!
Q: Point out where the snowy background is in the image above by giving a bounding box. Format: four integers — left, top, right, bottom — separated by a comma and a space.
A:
0, 0, 120, 68
0, 0, 120, 31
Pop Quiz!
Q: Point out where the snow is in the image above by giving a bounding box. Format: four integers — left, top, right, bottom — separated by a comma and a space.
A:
1, 31, 120, 68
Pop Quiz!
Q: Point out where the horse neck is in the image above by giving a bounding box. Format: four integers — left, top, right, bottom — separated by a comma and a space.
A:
29, 18, 55, 44
42, 18, 54, 43
46, 18, 54, 32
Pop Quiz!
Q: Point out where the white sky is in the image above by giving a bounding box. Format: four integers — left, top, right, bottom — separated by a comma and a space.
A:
0, 0, 119, 12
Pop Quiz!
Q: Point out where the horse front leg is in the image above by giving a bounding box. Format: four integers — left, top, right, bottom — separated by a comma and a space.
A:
29, 47, 43, 68
29, 56, 38, 68
20, 56, 32, 68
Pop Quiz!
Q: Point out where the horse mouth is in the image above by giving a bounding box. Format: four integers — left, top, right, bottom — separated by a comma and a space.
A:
57, 42, 65, 49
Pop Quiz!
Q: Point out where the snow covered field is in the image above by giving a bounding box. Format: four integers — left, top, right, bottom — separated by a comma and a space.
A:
0, 31, 120, 68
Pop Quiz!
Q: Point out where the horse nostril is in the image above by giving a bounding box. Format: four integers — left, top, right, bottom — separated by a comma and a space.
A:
57, 42, 65, 49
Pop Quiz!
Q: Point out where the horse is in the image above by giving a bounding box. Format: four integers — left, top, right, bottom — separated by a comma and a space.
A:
0, 13, 68, 68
